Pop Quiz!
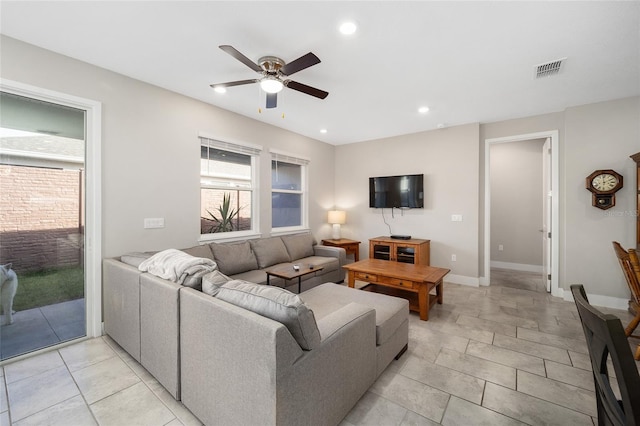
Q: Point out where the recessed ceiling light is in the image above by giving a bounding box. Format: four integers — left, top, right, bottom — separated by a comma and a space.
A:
320, 129, 328, 134
418, 106, 430, 114
339, 21, 357, 35
213, 87, 226, 94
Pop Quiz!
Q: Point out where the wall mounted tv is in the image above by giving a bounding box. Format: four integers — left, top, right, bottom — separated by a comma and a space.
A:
369, 174, 424, 208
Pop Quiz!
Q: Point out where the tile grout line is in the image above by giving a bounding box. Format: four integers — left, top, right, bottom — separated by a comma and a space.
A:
101, 336, 184, 425
57, 347, 101, 426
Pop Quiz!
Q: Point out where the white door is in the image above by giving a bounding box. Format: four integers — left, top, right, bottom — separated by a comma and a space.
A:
542, 138, 552, 292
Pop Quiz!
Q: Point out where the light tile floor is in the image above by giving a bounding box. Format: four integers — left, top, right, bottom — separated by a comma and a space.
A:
2, 269, 639, 425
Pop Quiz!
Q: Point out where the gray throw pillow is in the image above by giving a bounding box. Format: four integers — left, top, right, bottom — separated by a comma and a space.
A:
209, 241, 259, 275
216, 280, 321, 350
281, 233, 315, 260
202, 270, 232, 296
250, 237, 291, 269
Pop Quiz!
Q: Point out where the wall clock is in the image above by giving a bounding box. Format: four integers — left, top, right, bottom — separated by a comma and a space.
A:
585, 169, 623, 210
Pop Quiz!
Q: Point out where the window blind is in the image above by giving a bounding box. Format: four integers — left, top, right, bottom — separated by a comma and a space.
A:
270, 150, 310, 165
199, 137, 262, 156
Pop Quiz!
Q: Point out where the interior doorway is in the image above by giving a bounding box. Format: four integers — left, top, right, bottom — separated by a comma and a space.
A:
484, 130, 560, 297
0, 80, 101, 362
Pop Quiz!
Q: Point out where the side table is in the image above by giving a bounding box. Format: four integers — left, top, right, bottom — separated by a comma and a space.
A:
322, 238, 361, 262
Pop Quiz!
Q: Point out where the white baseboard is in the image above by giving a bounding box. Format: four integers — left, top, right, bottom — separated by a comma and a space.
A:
445, 274, 480, 287
563, 290, 629, 310
490, 261, 543, 273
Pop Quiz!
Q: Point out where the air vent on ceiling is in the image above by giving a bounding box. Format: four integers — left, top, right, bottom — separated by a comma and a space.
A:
534, 57, 566, 78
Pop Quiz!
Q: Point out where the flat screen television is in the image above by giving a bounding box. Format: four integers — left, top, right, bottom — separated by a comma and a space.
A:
369, 174, 424, 208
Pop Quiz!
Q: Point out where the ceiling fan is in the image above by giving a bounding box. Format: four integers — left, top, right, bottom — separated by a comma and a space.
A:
210, 45, 329, 109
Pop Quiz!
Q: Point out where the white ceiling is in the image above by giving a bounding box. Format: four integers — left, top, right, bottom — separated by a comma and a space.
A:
1, 1, 638, 145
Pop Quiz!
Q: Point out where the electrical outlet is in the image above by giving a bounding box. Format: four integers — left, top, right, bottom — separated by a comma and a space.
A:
498, 244, 504, 251
451, 214, 463, 222
451, 254, 457, 261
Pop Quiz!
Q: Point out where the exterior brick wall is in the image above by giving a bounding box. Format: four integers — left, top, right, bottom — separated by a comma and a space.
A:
0, 165, 83, 273
200, 188, 251, 234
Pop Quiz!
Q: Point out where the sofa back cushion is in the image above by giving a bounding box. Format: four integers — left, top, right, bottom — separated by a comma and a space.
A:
216, 280, 321, 350
120, 252, 154, 268
250, 237, 291, 269
181, 244, 214, 260
210, 242, 259, 275
281, 233, 315, 261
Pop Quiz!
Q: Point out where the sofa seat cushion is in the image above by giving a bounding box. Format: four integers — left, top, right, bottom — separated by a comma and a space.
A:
250, 237, 290, 269
301, 283, 408, 346
230, 269, 268, 285
216, 280, 321, 350
281, 233, 315, 260
210, 241, 259, 275
294, 256, 338, 275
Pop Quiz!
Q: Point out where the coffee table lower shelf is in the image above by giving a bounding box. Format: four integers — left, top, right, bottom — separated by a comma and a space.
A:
360, 283, 439, 317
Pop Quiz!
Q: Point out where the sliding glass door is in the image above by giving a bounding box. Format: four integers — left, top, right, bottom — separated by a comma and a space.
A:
0, 91, 88, 360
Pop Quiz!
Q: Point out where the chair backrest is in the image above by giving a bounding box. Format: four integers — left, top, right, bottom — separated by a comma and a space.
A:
612, 242, 640, 306
570, 284, 640, 426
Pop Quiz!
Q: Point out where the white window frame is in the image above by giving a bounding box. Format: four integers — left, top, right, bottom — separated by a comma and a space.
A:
270, 149, 309, 235
199, 135, 261, 242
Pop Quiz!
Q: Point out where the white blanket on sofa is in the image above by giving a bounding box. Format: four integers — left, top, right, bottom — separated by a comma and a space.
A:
138, 249, 217, 285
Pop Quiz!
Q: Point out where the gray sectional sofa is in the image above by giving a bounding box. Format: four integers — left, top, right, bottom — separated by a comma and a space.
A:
103, 232, 409, 426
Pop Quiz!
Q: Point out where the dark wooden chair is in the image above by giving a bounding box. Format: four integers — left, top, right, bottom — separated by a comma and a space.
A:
571, 285, 640, 426
612, 242, 640, 360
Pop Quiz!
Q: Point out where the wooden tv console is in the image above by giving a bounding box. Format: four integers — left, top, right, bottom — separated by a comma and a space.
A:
369, 236, 430, 265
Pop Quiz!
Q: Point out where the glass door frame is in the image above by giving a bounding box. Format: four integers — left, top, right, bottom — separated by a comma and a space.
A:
1, 78, 102, 346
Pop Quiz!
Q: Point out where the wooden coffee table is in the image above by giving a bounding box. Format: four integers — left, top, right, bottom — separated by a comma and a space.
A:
265, 264, 323, 293
343, 259, 450, 321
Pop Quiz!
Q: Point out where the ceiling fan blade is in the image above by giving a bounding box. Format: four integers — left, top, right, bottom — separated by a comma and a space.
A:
219, 45, 262, 72
285, 80, 329, 99
266, 93, 277, 109
281, 52, 321, 76
210, 79, 259, 89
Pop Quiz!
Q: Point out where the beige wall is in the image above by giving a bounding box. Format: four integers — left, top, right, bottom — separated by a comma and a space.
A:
2, 35, 639, 306
490, 139, 545, 269
334, 123, 480, 283
0, 36, 336, 258
563, 97, 639, 302
481, 97, 640, 303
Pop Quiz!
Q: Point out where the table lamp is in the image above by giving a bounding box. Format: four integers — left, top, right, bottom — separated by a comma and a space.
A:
328, 210, 346, 240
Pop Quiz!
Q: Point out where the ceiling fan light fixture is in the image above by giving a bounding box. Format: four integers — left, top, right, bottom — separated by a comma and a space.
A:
339, 21, 357, 35
260, 77, 284, 94
213, 86, 226, 94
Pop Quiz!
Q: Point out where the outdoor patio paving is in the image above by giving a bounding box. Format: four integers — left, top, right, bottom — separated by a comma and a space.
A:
1, 299, 85, 360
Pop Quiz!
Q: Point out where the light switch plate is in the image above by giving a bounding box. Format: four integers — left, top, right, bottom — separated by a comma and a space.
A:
451, 214, 463, 222
144, 218, 165, 229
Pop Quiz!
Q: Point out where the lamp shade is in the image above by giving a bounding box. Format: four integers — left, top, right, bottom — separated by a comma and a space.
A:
328, 210, 346, 225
